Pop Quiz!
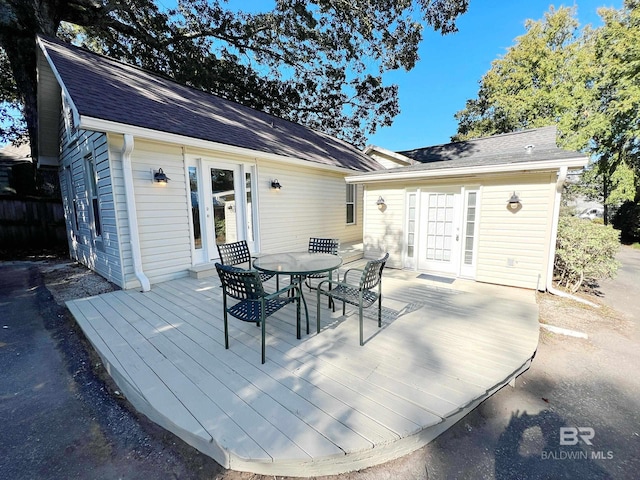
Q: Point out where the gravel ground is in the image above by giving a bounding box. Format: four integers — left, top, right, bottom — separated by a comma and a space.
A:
3, 247, 638, 479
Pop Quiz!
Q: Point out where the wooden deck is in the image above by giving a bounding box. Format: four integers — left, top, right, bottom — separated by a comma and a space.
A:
66, 263, 539, 477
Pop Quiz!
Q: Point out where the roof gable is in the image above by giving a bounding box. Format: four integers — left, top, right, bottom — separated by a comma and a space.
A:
37, 37, 382, 172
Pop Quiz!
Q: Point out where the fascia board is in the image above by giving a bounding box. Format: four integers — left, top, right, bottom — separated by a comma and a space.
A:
36, 37, 81, 128
345, 157, 589, 183
81, 116, 356, 175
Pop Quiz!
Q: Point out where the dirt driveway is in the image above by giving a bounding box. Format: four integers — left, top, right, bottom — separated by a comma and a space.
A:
1, 246, 639, 479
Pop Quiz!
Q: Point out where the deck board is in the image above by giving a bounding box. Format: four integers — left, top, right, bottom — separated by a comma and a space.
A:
66, 263, 539, 476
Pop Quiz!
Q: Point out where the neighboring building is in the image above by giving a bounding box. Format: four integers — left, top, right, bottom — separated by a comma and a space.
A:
355, 127, 588, 290
36, 36, 381, 290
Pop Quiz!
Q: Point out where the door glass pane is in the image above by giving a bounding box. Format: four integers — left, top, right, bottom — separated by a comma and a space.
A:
211, 168, 236, 244
189, 167, 202, 250
464, 192, 477, 265
407, 193, 416, 258
245, 172, 254, 242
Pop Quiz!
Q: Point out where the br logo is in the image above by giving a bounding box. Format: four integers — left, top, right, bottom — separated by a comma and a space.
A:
560, 427, 595, 446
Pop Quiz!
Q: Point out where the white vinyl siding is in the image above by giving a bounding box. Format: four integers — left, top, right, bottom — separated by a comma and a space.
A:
359, 173, 557, 289
475, 173, 555, 289
257, 161, 363, 253
109, 136, 192, 288
360, 184, 406, 268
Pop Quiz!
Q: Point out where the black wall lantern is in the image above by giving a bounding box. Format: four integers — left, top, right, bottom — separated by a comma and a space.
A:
153, 168, 170, 183
271, 179, 282, 190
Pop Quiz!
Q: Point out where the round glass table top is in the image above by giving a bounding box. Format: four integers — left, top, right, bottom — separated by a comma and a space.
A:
253, 252, 342, 276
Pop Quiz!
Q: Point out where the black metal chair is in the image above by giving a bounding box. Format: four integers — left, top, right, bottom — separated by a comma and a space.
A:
316, 253, 389, 346
304, 237, 340, 292
215, 263, 302, 364
217, 240, 275, 285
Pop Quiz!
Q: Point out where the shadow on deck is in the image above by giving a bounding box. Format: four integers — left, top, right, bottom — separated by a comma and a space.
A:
66, 262, 539, 477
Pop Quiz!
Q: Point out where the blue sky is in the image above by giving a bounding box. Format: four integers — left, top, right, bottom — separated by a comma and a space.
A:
2, 1, 622, 151
367, 0, 622, 151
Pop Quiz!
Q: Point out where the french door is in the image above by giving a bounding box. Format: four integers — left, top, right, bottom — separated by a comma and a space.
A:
417, 190, 462, 275
188, 159, 257, 264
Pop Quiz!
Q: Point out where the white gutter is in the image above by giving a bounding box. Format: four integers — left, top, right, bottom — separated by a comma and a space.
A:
80, 116, 359, 175
121, 134, 151, 292
545, 166, 598, 307
346, 157, 588, 182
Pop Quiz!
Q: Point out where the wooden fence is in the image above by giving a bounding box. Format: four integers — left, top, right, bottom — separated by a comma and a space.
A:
0, 197, 67, 249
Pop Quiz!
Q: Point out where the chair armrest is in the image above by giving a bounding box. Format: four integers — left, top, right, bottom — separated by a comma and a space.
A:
342, 268, 364, 283
317, 279, 358, 293
265, 282, 298, 300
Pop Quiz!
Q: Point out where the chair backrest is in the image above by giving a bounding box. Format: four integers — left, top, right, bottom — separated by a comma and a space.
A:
217, 240, 251, 267
215, 263, 265, 301
308, 237, 340, 255
360, 253, 389, 290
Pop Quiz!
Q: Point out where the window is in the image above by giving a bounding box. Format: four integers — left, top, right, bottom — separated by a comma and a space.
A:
407, 193, 416, 258
346, 184, 356, 224
463, 191, 478, 265
64, 166, 80, 233
85, 152, 102, 238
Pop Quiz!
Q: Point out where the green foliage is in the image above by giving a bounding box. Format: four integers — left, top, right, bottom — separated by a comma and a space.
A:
454, 1, 640, 220
554, 215, 621, 292
453, 6, 588, 145
612, 200, 640, 242
0, 0, 469, 153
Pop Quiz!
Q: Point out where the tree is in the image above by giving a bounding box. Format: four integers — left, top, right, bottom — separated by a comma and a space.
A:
452, 6, 590, 147
0, 0, 469, 160
453, 1, 640, 224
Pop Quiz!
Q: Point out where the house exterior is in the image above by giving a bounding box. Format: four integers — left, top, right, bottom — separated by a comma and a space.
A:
354, 127, 588, 290
36, 37, 382, 290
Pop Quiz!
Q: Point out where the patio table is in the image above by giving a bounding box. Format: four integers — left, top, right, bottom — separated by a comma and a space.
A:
253, 252, 343, 334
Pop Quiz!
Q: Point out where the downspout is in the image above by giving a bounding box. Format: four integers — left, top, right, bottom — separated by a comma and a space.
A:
121, 134, 151, 292
545, 166, 598, 307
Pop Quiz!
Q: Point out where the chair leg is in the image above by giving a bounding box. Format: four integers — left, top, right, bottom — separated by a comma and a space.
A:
261, 309, 266, 364
224, 312, 229, 349
316, 289, 322, 334
359, 303, 364, 346
378, 295, 382, 328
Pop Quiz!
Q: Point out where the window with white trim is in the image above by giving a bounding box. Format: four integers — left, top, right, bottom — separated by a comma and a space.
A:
346, 184, 356, 224
84, 152, 102, 239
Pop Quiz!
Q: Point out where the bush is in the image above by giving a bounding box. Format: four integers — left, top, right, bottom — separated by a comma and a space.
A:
554, 215, 621, 292
612, 200, 640, 242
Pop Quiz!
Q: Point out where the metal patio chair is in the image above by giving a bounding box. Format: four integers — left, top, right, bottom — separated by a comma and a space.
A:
304, 237, 340, 292
217, 240, 275, 285
316, 253, 389, 346
215, 263, 302, 364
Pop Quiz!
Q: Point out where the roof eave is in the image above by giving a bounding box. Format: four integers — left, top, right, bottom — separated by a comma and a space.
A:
345, 157, 589, 183
80, 116, 360, 174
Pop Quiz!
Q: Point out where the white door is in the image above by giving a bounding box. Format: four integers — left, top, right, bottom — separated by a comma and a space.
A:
417, 190, 462, 274
188, 159, 257, 264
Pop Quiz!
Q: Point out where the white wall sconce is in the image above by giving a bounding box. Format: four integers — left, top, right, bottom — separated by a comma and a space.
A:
271, 179, 282, 190
507, 192, 522, 211
153, 168, 169, 183
376, 196, 385, 206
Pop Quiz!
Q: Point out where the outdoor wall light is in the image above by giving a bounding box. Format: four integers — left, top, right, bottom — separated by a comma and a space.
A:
153, 168, 170, 183
507, 192, 521, 210
376, 196, 386, 206
271, 179, 282, 190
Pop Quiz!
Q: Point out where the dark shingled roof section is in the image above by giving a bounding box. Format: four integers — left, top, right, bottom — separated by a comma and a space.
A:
39, 37, 382, 172
393, 126, 583, 173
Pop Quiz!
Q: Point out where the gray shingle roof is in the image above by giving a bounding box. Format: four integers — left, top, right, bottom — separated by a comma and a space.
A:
393, 126, 583, 173
39, 37, 382, 172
